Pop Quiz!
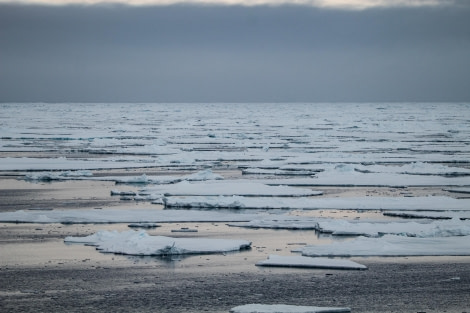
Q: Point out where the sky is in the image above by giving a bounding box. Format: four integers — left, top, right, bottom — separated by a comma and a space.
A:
0, 0, 469, 102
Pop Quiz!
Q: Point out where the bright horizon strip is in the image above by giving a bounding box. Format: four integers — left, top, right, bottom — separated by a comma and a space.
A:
0, 0, 456, 9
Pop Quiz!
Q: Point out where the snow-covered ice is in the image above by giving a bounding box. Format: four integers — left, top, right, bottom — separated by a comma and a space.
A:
230, 304, 351, 313
65, 230, 251, 255
143, 180, 322, 197
316, 218, 470, 237
0, 209, 258, 224
164, 195, 470, 211
300, 235, 470, 257
230, 216, 470, 237
256, 255, 367, 270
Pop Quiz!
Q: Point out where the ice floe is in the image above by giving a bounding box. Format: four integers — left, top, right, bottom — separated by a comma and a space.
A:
0, 209, 258, 224
22, 169, 224, 185
354, 162, 470, 177
316, 218, 470, 237
230, 216, 470, 237
229, 304, 351, 313
143, 180, 322, 197
256, 255, 367, 270
300, 235, 470, 257
263, 172, 470, 187
24, 170, 93, 181
64, 230, 251, 256
0, 157, 158, 171
163, 195, 470, 211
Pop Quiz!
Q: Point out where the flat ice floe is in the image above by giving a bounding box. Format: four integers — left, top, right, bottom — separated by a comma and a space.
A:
0, 157, 158, 171
256, 255, 367, 270
65, 230, 251, 255
229, 304, 351, 313
143, 180, 322, 197
22, 169, 223, 184
353, 162, 470, 177
0, 209, 258, 224
300, 235, 470, 257
316, 218, 470, 237
164, 195, 470, 211
263, 172, 470, 187
230, 217, 470, 237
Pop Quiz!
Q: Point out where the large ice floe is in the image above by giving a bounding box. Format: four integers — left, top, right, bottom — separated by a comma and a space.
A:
299, 235, 470, 257
65, 230, 251, 256
230, 216, 470, 237
229, 304, 351, 313
0, 209, 257, 224
22, 169, 223, 184
256, 255, 367, 270
142, 180, 322, 197
164, 195, 470, 211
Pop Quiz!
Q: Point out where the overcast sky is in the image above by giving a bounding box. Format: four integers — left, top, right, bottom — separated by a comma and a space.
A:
1, 0, 469, 102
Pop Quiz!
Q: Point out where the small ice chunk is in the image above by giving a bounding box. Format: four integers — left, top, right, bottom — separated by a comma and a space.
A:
256, 255, 367, 270
230, 304, 351, 313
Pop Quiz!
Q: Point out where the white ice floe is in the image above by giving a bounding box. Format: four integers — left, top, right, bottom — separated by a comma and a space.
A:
0, 157, 158, 171
354, 162, 470, 177
230, 216, 470, 237
22, 170, 224, 184
316, 218, 470, 237
164, 195, 470, 211
0, 209, 258, 224
256, 255, 367, 270
143, 180, 322, 197
300, 235, 470, 257
229, 304, 351, 313
65, 230, 251, 256
263, 172, 470, 187
24, 170, 93, 181
228, 217, 320, 230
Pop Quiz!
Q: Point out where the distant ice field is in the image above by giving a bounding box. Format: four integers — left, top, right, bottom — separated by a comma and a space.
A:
1, 103, 470, 258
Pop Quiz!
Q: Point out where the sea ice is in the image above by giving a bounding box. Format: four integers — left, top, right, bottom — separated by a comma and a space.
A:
0, 157, 158, 171
263, 172, 470, 187
316, 218, 470, 237
163, 195, 470, 211
354, 162, 470, 176
143, 180, 322, 197
23, 170, 93, 181
300, 235, 470, 257
64, 230, 251, 256
0, 209, 258, 224
229, 304, 351, 313
230, 216, 470, 237
256, 255, 367, 270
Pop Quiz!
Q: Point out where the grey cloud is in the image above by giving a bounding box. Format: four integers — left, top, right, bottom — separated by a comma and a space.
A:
0, 4, 469, 102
